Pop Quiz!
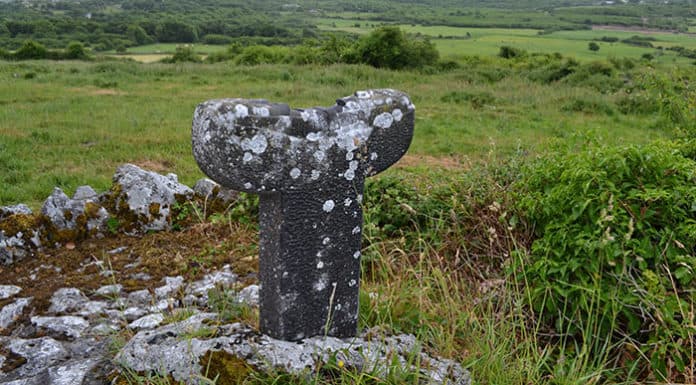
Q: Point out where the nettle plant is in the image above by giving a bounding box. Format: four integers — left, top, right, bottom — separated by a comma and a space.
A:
516, 140, 696, 379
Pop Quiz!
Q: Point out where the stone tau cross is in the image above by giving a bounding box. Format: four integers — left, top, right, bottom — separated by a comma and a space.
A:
192, 89, 414, 341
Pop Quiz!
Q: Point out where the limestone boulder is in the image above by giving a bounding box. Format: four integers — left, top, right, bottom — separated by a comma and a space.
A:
41, 186, 110, 242
104, 164, 194, 232
0, 205, 41, 265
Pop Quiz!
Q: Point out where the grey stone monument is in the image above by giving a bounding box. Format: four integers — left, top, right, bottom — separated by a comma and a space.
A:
191, 89, 414, 341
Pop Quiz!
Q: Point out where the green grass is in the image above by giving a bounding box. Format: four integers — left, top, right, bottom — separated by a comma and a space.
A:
0, 59, 673, 207
316, 19, 695, 64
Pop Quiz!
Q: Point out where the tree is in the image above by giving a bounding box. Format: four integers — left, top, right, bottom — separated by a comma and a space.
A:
353, 26, 438, 70
156, 20, 198, 43
127, 24, 153, 45
14, 40, 47, 60
64, 41, 87, 59
588, 41, 600, 52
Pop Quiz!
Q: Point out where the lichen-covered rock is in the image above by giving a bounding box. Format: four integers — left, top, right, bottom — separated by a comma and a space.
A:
193, 179, 238, 212
0, 337, 104, 385
0, 285, 22, 300
0, 298, 31, 330
48, 288, 88, 314
0, 206, 41, 265
41, 187, 109, 242
116, 313, 471, 385
31, 316, 90, 339
0, 205, 32, 219
105, 164, 194, 232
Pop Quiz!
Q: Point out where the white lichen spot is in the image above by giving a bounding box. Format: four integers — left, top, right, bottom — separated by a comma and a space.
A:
349, 160, 358, 170
313, 275, 329, 291
249, 134, 268, 154
301, 109, 320, 123
344, 198, 352, 206
323, 200, 335, 212
306, 132, 322, 141
252, 106, 270, 117
322, 237, 330, 245
373, 112, 394, 129
392, 108, 403, 122
282, 271, 289, 278
316, 261, 324, 269
353, 251, 361, 259
357, 194, 363, 203
314, 151, 325, 162
275, 116, 292, 130
349, 279, 357, 287
356, 90, 371, 99
311, 170, 321, 180
243, 152, 253, 163
335, 303, 342, 311
345, 101, 359, 111
234, 104, 249, 118
352, 226, 360, 235
346, 151, 354, 161
244, 182, 252, 189
370, 152, 378, 161
344, 169, 355, 181
290, 168, 301, 179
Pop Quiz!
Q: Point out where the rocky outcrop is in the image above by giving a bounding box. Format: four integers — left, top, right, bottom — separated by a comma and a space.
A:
41, 186, 110, 243
104, 164, 194, 232
0, 165, 239, 266
117, 315, 471, 385
0, 264, 471, 384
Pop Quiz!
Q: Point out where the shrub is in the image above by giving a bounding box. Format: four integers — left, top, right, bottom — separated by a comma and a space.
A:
597, 36, 619, 43
498, 46, 526, 59
353, 26, 439, 70
621, 35, 655, 48
515, 141, 696, 379
588, 41, 600, 52
202, 34, 233, 45
13, 40, 47, 60
64, 41, 88, 60
234, 45, 286, 65
162, 46, 201, 63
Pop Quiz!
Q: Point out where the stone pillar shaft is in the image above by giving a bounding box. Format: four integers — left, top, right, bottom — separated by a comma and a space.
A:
259, 183, 363, 340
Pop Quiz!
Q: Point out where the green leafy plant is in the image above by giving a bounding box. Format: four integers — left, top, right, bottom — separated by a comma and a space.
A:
515, 140, 696, 380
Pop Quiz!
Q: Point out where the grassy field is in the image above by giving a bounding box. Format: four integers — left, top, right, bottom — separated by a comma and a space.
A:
315, 18, 696, 64
0, 58, 672, 208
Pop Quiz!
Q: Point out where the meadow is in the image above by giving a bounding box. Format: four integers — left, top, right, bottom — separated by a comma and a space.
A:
0, 58, 671, 208
316, 18, 696, 64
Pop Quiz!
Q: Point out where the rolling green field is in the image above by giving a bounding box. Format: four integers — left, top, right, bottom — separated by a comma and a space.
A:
314, 16, 696, 64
